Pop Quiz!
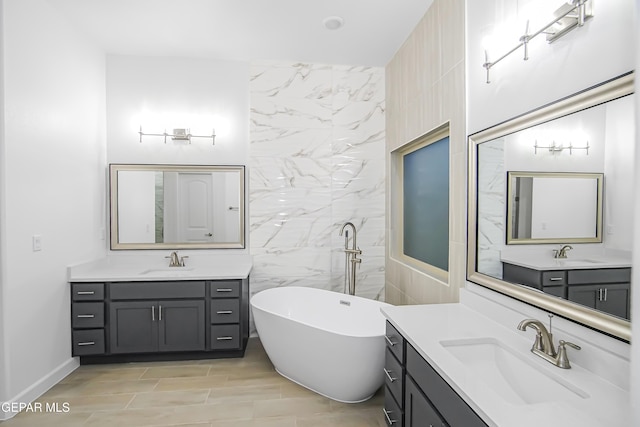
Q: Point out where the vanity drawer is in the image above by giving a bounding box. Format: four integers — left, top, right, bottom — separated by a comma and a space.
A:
406, 344, 487, 427
385, 321, 405, 363
110, 281, 205, 300
210, 299, 240, 324
72, 302, 104, 328
568, 268, 631, 285
385, 347, 404, 405
210, 281, 240, 298
71, 283, 104, 301
542, 271, 566, 286
72, 329, 105, 356
210, 325, 240, 350
383, 386, 404, 427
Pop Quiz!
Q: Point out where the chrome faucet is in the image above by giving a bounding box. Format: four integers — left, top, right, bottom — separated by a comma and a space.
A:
339, 222, 362, 296
553, 244, 573, 259
517, 318, 581, 368
165, 251, 187, 267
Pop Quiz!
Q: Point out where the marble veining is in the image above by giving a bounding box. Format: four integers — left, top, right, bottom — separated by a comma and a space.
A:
250, 62, 385, 332
477, 138, 505, 278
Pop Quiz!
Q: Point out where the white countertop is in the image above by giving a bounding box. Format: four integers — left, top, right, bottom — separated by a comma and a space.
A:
501, 253, 631, 271
381, 304, 630, 427
68, 254, 252, 282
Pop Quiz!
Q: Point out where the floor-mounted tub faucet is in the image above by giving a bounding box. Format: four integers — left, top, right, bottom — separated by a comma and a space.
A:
339, 222, 362, 296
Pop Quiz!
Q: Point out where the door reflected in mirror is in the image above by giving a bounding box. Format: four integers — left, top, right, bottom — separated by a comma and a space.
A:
110, 164, 245, 250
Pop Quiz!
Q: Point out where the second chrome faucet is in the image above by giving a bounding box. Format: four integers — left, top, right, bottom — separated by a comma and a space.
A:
166, 251, 188, 267
517, 317, 581, 369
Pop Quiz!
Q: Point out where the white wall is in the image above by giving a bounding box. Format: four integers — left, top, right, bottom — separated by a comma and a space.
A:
0, 0, 7, 409
632, 3, 640, 425
105, 55, 250, 254
106, 55, 249, 166
468, 0, 634, 133
0, 0, 107, 418
467, 0, 636, 421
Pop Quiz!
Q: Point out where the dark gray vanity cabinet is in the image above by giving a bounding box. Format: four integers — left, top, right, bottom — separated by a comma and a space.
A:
383, 322, 405, 426
384, 321, 488, 427
71, 283, 106, 356
503, 263, 631, 320
210, 281, 244, 350
109, 281, 206, 354
110, 300, 206, 354
70, 278, 249, 363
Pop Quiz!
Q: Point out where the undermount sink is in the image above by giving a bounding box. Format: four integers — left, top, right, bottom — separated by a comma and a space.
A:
556, 258, 603, 266
440, 337, 589, 405
139, 268, 195, 276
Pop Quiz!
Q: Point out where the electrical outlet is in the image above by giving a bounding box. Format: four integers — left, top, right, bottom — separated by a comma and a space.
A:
32, 235, 42, 252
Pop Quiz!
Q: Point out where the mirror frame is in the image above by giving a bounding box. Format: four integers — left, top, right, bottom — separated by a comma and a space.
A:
506, 171, 604, 245
467, 72, 633, 342
110, 164, 246, 250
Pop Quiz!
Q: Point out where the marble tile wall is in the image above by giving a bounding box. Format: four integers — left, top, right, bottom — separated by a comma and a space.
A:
249, 62, 386, 318
476, 138, 505, 279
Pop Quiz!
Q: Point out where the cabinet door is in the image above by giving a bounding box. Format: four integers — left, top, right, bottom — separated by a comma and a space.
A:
110, 301, 158, 354
596, 284, 630, 319
568, 283, 630, 319
158, 300, 205, 352
405, 376, 447, 427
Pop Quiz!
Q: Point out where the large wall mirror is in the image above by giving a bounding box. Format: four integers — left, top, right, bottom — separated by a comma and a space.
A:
468, 72, 634, 341
110, 164, 245, 250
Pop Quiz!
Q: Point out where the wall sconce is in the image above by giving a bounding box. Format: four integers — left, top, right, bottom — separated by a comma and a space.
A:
138, 126, 216, 145
483, 0, 593, 84
534, 140, 589, 155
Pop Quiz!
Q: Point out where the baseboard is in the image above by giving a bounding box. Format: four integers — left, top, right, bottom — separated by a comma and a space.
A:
0, 357, 79, 421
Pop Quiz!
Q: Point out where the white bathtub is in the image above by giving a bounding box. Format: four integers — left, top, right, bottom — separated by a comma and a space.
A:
251, 286, 391, 403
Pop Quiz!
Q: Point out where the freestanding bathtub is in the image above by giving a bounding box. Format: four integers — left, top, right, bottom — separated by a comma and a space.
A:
251, 286, 391, 403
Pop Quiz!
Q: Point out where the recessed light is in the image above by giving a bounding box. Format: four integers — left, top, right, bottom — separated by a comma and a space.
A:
323, 16, 344, 30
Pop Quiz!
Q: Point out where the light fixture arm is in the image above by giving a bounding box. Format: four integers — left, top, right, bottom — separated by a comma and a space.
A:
483, 0, 592, 84
138, 126, 216, 145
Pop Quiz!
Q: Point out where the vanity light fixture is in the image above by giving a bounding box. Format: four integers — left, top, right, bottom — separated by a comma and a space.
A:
482, 0, 593, 84
533, 140, 589, 155
138, 126, 216, 145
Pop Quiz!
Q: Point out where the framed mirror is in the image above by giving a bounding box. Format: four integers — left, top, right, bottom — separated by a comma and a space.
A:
468, 72, 633, 341
506, 172, 603, 244
110, 164, 245, 250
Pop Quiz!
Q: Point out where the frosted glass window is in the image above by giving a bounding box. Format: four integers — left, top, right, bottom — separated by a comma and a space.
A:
403, 136, 449, 271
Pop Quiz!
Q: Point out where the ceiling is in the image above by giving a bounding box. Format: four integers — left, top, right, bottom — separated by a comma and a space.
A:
47, 0, 434, 67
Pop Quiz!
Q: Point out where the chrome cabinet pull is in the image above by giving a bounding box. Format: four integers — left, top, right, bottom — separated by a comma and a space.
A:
77, 341, 95, 346
76, 314, 95, 318
216, 310, 233, 314
216, 336, 233, 341
152, 305, 155, 321
382, 408, 397, 425
384, 335, 397, 346
604, 288, 608, 301
549, 277, 563, 282
383, 368, 397, 383
159, 305, 162, 321
216, 288, 233, 293
599, 288, 604, 301
77, 291, 95, 295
